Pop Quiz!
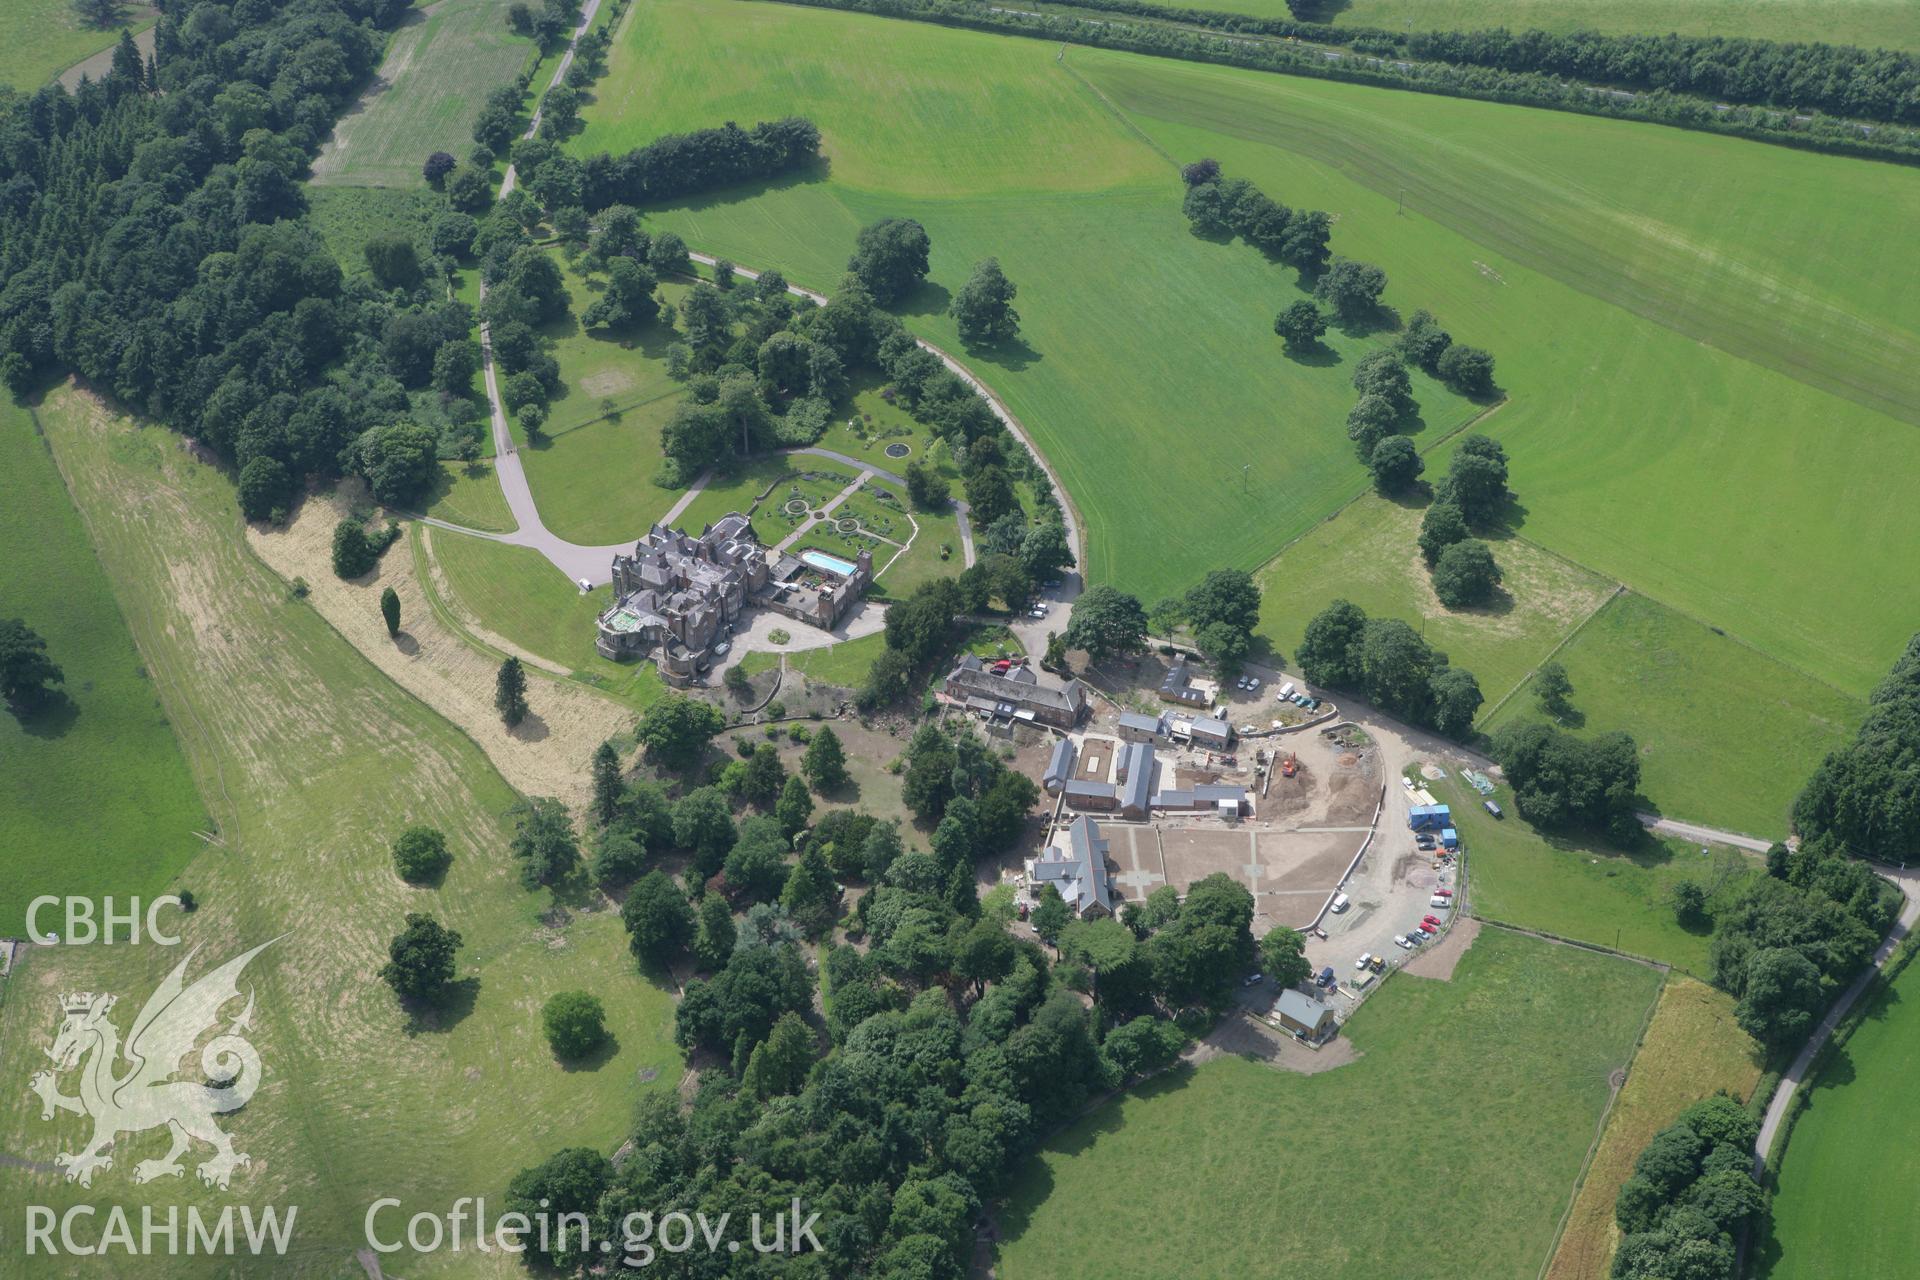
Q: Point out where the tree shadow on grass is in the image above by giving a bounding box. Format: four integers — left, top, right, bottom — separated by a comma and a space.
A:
404, 977, 480, 1035
558, 1031, 622, 1074
1281, 340, 1343, 369
13, 692, 78, 739
967, 334, 1044, 374
895, 278, 952, 322
651, 157, 835, 219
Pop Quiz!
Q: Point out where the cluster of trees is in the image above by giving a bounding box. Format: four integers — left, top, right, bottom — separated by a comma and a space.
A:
0, 0, 517, 519
950, 257, 1021, 347
785, 0, 1920, 164
1296, 600, 1484, 736
1609, 1097, 1762, 1280
1418, 435, 1512, 608
512, 792, 1255, 1276
1180, 160, 1332, 273
1147, 569, 1263, 678
571, 117, 821, 211
0, 619, 63, 715
505, 0, 587, 51
1791, 630, 1920, 862
1489, 721, 1642, 841
1711, 841, 1897, 1046
1401, 309, 1496, 398
331, 518, 403, 579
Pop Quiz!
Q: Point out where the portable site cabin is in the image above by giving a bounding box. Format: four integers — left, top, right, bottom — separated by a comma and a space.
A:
1408, 804, 1452, 832
1440, 828, 1459, 850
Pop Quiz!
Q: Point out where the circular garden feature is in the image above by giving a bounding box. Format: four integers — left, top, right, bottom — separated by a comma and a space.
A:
884, 442, 911, 459
782, 497, 810, 517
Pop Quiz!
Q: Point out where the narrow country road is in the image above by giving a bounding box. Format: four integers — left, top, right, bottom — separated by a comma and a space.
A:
1637, 814, 1774, 854
1752, 863, 1920, 1176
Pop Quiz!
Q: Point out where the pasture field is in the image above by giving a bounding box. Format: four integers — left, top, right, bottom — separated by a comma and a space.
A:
1078, 49, 1920, 697
0, 0, 153, 94
575, 0, 1485, 604
422, 527, 668, 707
997, 927, 1663, 1279
0, 398, 206, 939
1485, 592, 1863, 838
307, 185, 446, 278
420, 457, 517, 530
1545, 977, 1763, 1280
1759, 953, 1920, 1279
1439, 775, 1758, 976
311, 0, 537, 189
0, 389, 677, 1277
1255, 490, 1617, 718
1197, 0, 1920, 51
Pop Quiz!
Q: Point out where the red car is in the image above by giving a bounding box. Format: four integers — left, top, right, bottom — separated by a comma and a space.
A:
1418, 921, 1437, 934
1422, 915, 1442, 927
1434, 888, 1454, 898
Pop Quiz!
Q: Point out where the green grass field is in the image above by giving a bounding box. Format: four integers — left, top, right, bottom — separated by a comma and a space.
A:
1484, 592, 1864, 837
998, 927, 1663, 1279
0, 389, 676, 1276
1199, 0, 1920, 52
0, 0, 153, 93
311, 0, 537, 189
1759, 954, 1920, 1279
0, 398, 207, 939
1256, 491, 1617, 717
422, 526, 668, 707
1439, 774, 1759, 976
420, 457, 517, 530
575, 0, 1484, 604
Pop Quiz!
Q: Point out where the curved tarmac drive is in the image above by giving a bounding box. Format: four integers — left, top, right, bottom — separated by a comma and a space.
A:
1752, 863, 1920, 1176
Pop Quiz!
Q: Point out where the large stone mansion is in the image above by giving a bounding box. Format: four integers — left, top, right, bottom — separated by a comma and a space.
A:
594, 514, 871, 683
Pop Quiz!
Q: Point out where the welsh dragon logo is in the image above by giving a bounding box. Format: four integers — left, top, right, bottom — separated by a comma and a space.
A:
28, 940, 278, 1190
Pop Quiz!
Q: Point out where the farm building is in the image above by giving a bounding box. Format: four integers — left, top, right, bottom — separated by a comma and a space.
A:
1029, 816, 1115, 918
1117, 711, 1165, 742
1116, 741, 1156, 820
1042, 738, 1077, 795
1151, 784, 1251, 819
1273, 989, 1337, 1042
1157, 655, 1212, 708
944, 655, 1090, 728
1186, 716, 1233, 750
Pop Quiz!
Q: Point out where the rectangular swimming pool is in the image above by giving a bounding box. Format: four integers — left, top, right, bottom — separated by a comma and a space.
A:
800, 549, 857, 577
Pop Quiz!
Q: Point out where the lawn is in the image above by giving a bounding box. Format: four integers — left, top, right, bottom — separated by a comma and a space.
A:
1484, 592, 1864, 838
1545, 976, 1763, 1280
741, 630, 891, 688
0, 388, 678, 1276
0, 0, 154, 94
0, 397, 206, 939
1759, 953, 1920, 1279
310, 0, 539, 189
422, 525, 668, 707
1438, 773, 1759, 977
1255, 490, 1617, 719
574, 0, 1485, 604
420, 457, 517, 531
1194, 0, 1920, 52
997, 927, 1664, 1279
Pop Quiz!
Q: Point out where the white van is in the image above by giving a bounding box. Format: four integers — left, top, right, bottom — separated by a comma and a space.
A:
1429, 896, 1451, 910
1278, 681, 1296, 700
1329, 892, 1350, 914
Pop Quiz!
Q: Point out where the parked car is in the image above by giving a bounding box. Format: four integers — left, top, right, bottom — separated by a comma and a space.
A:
1405, 930, 1425, 945
1317, 966, 1337, 988
1248, 677, 1262, 691
1329, 893, 1350, 914
1043, 579, 1062, 590
1434, 888, 1454, 898
1311, 926, 1329, 940
1418, 921, 1437, 934
713, 640, 731, 657
1355, 953, 1373, 970
1422, 914, 1442, 926
1429, 895, 1452, 909
1484, 799, 1504, 819
1236, 677, 1251, 690
1368, 956, 1386, 972
1243, 972, 1264, 986
1393, 934, 1413, 949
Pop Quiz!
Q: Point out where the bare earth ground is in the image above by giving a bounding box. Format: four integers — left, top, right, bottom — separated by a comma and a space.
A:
1402, 915, 1483, 981
248, 495, 631, 810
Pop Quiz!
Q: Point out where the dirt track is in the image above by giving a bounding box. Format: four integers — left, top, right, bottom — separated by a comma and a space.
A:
247, 494, 631, 810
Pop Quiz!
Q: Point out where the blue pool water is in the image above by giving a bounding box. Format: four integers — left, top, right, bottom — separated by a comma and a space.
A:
800, 549, 857, 577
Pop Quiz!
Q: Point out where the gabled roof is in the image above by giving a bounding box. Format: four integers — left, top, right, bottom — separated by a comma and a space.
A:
1275, 988, 1332, 1027
1031, 816, 1114, 915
